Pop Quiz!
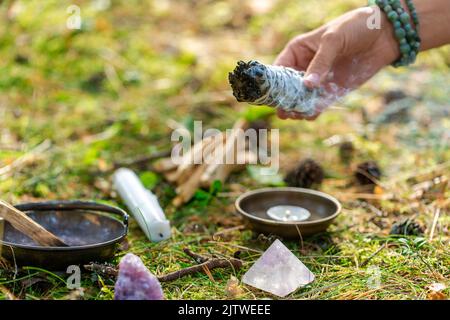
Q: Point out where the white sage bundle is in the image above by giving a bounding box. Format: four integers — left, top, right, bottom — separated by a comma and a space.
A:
229, 60, 323, 116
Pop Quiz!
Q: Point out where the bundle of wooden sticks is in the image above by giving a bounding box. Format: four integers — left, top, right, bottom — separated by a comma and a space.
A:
153, 119, 257, 207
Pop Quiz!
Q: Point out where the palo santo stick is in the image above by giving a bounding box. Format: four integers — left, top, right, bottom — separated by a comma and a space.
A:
164, 169, 182, 183
0, 200, 68, 247
200, 119, 248, 183
171, 134, 219, 185
200, 151, 258, 188
172, 133, 229, 205
153, 158, 177, 173
172, 164, 208, 207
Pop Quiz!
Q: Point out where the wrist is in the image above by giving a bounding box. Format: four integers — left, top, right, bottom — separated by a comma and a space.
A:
373, 0, 422, 66
377, 7, 402, 64
414, 0, 450, 51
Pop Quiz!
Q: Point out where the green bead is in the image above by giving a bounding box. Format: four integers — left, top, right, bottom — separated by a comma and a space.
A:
400, 12, 410, 23
393, 20, 402, 28
387, 11, 399, 21
384, 5, 393, 12
399, 38, 407, 45
404, 23, 412, 32
395, 27, 406, 39
400, 43, 411, 54
406, 29, 416, 38
392, 1, 401, 9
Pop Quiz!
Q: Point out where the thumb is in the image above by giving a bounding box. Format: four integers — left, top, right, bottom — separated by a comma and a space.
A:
304, 33, 340, 88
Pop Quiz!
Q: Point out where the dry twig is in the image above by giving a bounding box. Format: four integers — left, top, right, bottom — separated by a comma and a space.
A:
157, 258, 242, 282
83, 248, 243, 283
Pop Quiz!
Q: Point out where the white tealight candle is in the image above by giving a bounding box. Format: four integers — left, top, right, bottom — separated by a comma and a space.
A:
267, 205, 311, 222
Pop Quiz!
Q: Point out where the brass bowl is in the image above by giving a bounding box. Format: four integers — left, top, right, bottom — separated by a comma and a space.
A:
235, 187, 341, 238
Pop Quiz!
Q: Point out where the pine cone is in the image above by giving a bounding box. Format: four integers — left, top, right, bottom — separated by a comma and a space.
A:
339, 141, 355, 164
355, 161, 382, 185
390, 219, 424, 236
285, 158, 324, 189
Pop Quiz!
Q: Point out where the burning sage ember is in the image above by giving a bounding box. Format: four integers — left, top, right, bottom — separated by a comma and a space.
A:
228, 60, 323, 116
267, 205, 311, 222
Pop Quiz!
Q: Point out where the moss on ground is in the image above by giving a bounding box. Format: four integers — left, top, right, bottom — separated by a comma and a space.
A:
0, 0, 448, 300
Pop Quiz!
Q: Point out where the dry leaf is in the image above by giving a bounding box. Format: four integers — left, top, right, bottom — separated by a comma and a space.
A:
225, 276, 243, 299
373, 185, 384, 195
427, 291, 447, 300
427, 283, 447, 300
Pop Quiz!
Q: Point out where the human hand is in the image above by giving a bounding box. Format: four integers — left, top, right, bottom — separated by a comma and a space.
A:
274, 7, 400, 120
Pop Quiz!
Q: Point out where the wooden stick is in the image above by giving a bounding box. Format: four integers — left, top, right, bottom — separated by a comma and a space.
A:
200, 119, 248, 183
171, 134, 218, 184
172, 164, 208, 207
152, 158, 177, 173
157, 258, 242, 282
171, 133, 230, 205
84, 263, 118, 277
183, 248, 210, 263
200, 151, 257, 188
113, 150, 171, 169
429, 208, 441, 241
164, 169, 183, 183
360, 243, 386, 267
84, 250, 243, 283
0, 200, 68, 247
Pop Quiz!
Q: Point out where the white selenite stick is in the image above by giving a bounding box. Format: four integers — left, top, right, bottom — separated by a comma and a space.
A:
113, 168, 171, 242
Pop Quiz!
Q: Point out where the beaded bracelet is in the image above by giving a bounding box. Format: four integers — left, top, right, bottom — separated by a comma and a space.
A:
369, 0, 421, 67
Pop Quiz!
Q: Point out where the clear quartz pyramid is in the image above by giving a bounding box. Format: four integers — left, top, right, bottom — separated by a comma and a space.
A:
242, 239, 315, 297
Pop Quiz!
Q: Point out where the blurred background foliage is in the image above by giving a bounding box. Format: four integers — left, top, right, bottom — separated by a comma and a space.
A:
0, 0, 448, 300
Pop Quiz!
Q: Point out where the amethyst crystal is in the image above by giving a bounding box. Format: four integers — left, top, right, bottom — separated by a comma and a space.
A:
114, 253, 164, 300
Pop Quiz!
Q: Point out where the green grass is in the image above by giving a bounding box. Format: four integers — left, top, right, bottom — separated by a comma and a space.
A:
0, 0, 449, 300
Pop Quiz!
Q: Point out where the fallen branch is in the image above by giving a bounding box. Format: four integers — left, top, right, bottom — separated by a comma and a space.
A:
183, 247, 209, 263
113, 150, 171, 169
360, 243, 386, 268
157, 257, 242, 282
83, 263, 118, 277
84, 248, 243, 283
